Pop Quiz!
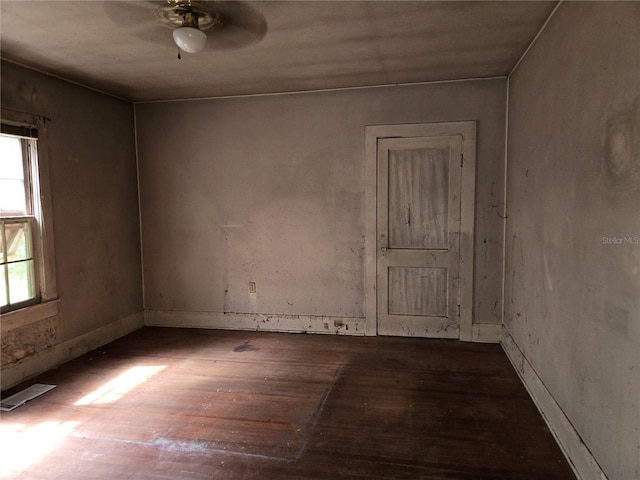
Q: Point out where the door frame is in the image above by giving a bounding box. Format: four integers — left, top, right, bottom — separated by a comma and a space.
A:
364, 122, 476, 340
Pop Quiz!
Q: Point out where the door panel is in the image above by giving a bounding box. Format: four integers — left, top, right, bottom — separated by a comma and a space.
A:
377, 135, 462, 338
388, 147, 449, 249
388, 267, 447, 316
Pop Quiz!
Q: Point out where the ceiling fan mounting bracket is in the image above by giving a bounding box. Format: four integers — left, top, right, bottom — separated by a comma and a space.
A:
155, 1, 223, 31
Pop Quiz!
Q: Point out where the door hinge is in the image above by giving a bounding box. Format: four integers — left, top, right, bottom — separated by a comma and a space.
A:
457, 304, 461, 317
460, 154, 464, 167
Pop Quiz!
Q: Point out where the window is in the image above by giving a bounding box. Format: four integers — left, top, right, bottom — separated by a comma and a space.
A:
1, 113, 56, 315
1, 129, 39, 311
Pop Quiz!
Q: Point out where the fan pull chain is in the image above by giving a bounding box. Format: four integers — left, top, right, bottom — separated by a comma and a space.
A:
177, 49, 182, 60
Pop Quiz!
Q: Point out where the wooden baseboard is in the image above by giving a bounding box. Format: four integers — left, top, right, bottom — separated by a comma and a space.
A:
144, 310, 367, 335
471, 323, 502, 343
501, 326, 607, 480
145, 310, 504, 343
1, 310, 144, 390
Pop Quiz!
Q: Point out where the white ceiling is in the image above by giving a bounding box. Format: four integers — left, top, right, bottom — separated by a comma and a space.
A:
0, 1, 557, 102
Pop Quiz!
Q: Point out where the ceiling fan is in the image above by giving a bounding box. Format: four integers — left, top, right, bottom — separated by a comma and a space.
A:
104, 1, 267, 57
156, 1, 223, 54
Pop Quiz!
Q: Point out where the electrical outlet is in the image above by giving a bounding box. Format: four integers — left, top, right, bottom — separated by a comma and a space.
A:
248, 282, 256, 294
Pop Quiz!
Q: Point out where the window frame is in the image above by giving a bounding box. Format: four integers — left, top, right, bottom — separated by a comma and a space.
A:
1, 109, 57, 320
1, 216, 40, 311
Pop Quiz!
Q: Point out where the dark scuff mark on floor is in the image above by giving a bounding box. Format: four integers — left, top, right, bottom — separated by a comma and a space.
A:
233, 341, 260, 352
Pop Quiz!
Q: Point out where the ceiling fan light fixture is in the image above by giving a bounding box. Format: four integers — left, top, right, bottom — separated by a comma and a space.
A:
173, 26, 207, 53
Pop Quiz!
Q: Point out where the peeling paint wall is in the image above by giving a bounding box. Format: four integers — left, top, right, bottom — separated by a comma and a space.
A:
505, 3, 640, 479
1, 318, 57, 364
136, 79, 506, 329
1, 61, 143, 385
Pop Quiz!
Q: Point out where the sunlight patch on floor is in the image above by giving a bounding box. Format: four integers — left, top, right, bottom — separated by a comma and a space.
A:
74, 365, 166, 406
0, 421, 80, 478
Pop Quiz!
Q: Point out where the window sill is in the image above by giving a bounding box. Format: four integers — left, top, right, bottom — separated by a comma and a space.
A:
1, 299, 60, 333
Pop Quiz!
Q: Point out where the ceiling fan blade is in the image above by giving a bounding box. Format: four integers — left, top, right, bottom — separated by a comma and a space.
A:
199, 1, 267, 50
103, 1, 157, 28
102, 1, 175, 49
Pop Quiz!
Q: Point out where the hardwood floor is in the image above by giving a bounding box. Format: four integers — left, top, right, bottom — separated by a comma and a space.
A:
1, 328, 576, 479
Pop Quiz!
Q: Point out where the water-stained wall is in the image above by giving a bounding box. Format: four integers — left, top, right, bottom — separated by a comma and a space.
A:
1, 61, 143, 388
136, 79, 506, 331
505, 3, 640, 479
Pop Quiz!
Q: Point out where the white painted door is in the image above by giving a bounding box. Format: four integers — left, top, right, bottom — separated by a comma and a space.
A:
376, 134, 464, 338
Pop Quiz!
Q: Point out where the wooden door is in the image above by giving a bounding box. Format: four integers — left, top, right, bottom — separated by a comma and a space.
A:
377, 135, 464, 338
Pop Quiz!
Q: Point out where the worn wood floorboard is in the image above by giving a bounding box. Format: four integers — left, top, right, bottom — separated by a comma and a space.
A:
1, 327, 575, 479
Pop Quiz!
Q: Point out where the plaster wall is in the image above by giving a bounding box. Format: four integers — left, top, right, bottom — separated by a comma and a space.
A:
1, 61, 143, 387
136, 79, 506, 331
505, 3, 640, 479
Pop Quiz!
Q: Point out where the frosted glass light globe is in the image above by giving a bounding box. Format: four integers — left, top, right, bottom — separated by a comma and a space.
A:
172, 27, 207, 53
